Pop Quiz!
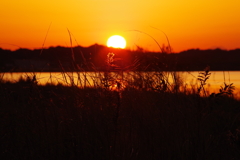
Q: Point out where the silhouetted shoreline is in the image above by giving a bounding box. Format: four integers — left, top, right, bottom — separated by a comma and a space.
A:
1, 45, 240, 72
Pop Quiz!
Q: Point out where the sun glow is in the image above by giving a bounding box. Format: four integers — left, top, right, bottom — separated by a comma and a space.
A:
107, 35, 126, 49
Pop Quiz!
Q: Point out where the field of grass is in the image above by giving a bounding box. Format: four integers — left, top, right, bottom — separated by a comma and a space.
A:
1, 42, 240, 159
0, 68, 240, 160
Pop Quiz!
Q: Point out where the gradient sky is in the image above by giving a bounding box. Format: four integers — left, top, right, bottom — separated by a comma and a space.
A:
1, 0, 240, 52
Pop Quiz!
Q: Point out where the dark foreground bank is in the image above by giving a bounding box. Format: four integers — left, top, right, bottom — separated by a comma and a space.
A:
0, 81, 240, 160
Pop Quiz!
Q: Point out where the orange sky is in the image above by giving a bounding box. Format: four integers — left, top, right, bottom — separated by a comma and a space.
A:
1, 0, 240, 52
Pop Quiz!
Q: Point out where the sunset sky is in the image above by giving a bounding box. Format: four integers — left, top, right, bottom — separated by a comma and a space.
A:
1, 0, 240, 52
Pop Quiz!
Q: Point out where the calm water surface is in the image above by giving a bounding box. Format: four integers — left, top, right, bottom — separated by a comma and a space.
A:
1, 71, 240, 98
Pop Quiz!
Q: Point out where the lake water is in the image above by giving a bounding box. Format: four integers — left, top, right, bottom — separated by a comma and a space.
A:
1, 71, 240, 98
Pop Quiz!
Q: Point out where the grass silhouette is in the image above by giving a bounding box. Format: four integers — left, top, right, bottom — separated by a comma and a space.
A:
1, 76, 240, 159
0, 36, 240, 159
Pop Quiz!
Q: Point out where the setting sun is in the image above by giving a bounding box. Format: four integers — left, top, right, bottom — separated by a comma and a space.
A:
107, 35, 126, 49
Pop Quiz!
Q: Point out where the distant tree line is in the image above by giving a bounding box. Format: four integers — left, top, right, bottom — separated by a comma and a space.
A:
0, 44, 240, 72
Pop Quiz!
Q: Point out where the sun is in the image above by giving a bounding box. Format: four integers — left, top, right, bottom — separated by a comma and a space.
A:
107, 35, 126, 49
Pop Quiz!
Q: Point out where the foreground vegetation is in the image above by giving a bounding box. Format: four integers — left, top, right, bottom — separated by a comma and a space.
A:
1, 40, 240, 159
0, 69, 240, 160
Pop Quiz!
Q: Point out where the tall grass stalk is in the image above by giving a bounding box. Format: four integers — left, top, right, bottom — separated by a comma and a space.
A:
197, 66, 211, 96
